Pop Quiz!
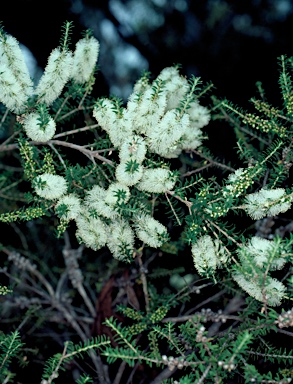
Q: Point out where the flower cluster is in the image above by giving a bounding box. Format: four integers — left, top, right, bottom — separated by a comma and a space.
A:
93, 66, 210, 159
1, 28, 214, 263
93, 67, 210, 193
48, 176, 170, 260
275, 308, 293, 328
233, 272, 285, 307
0, 28, 99, 140
75, 213, 108, 251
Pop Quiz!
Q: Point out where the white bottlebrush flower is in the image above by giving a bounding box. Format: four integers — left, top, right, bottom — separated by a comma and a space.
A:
71, 36, 100, 83
180, 125, 203, 151
187, 101, 211, 129
93, 99, 117, 133
107, 219, 135, 261
23, 112, 56, 142
0, 35, 33, 96
238, 237, 286, 270
134, 214, 169, 248
233, 272, 286, 306
126, 91, 143, 120
34, 173, 67, 200
35, 48, 73, 105
191, 235, 227, 276
134, 87, 167, 135
108, 119, 134, 148
136, 168, 177, 193
0, 63, 29, 113
227, 168, 245, 183
105, 182, 130, 206
93, 100, 133, 147
55, 194, 82, 221
119, 135, 147, 163
131, 73, 150, 95
147, 110, 189, 157
244, 188, 292, 220
76, 212, 108, 251
115, 161, 143, 186
84, 185, 118, 219
157, 66, 189, 110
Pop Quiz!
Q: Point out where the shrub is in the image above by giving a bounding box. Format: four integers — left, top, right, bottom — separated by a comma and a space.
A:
0, 22, 293, 383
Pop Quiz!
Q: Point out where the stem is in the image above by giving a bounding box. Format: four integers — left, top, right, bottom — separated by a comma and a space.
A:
137, 250, 150, 313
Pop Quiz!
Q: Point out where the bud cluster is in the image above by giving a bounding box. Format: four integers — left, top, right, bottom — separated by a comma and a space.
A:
275, 308, 293, 328
161, 354, 187, 371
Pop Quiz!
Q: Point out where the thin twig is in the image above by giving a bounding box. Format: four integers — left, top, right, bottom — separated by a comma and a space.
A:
166, 190, 193, 214
0, 140, 115, 166
192, 149, 235, 172
53, 123, 99, 138
56, 106, 94, 122
48, 143, 67, 170
113, 360, 127, 384
49, 140, 114, 166
0, 107, 9, 129
136, 250, 150, 313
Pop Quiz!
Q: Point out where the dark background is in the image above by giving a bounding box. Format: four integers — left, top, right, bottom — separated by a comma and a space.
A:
2, 0, 293, 108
